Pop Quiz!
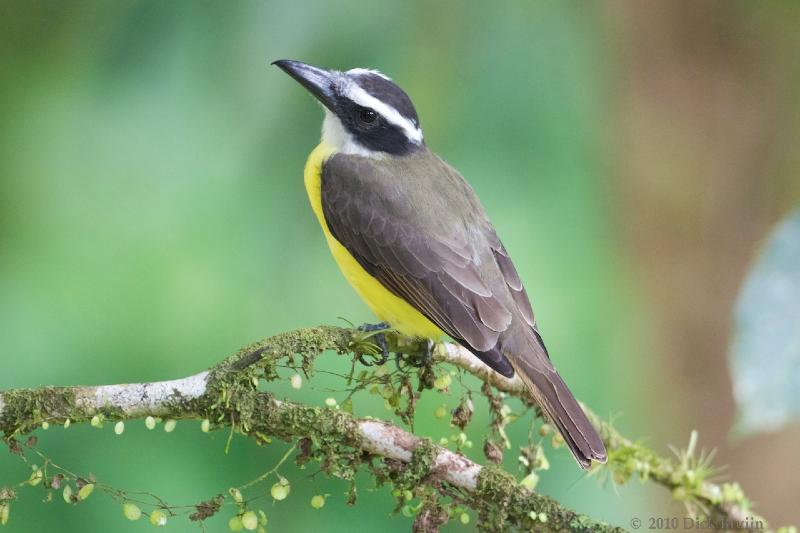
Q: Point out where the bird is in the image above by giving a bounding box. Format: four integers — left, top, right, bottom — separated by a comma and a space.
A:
273, 59, 607, 469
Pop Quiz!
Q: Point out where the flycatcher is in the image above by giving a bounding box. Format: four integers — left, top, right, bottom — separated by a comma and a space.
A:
274, 60, 606, 469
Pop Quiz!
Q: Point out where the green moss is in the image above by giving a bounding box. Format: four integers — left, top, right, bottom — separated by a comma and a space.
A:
0, 325, 637, 531
474, 465, 625, 533
0, 387, 82, 437
394, 438, 437, 490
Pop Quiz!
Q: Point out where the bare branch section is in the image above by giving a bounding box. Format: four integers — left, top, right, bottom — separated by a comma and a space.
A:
0, 326, 773, 532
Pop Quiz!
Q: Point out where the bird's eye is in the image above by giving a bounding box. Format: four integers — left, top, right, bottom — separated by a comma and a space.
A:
357, 107, 378, 125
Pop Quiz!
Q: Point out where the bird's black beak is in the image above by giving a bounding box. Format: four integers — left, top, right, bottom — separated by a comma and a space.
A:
272, 59, 338, 112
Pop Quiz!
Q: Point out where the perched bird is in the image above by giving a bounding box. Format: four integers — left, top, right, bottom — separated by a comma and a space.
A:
273, 60, 607, 469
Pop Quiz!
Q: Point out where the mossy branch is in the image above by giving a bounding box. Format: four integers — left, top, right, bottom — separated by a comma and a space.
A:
0, 326, 780, 532
436, 343, 770, 532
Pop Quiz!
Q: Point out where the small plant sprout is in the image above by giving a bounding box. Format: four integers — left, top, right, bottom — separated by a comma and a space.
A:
290, 374, 302, 389
122, 502, 142, 521
145, 416, 157, 430
149, 509, 167, 526
163, 419, 177, 433
520, 472, 539, 491
114, 421, 125, 435
27, 468, 43, 487
63, 418, 71, 429
228, 488, 243, 503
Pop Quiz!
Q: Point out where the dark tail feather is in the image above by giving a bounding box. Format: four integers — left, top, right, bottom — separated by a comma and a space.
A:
516, 362, 607, 469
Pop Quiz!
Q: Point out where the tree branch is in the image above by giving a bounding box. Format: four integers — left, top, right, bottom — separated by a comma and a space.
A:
435, 343, 768, 532
0, 326, 776, 532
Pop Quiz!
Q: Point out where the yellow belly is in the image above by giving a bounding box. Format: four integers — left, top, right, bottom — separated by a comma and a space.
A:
304, 142, 444, 340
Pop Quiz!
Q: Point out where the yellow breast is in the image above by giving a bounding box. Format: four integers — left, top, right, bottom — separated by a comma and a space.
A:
304, 142, 444, 340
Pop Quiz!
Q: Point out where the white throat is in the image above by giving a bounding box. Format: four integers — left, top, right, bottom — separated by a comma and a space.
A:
321, 111, 381, 158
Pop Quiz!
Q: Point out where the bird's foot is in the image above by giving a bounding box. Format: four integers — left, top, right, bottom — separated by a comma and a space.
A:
357, 322, 390, 366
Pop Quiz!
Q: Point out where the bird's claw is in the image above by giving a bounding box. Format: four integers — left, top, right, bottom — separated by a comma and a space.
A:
357, 322, 390, 366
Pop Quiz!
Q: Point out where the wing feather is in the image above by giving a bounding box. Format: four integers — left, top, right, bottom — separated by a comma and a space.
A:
321, 151, 534, 374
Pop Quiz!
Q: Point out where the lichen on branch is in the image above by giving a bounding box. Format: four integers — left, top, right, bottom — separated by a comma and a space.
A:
0, 325, 784, 532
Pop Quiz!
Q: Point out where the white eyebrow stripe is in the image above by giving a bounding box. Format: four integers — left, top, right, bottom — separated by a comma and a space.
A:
341, 81, 424, 144
346, 68, 391, 81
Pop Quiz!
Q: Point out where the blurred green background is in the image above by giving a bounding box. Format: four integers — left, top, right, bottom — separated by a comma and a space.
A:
1, 1, 799, 530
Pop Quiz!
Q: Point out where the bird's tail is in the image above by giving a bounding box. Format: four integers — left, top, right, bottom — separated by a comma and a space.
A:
510, 348, 607, 469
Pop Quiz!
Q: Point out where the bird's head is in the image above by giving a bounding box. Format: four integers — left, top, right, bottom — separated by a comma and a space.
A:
273, 59, 423, 158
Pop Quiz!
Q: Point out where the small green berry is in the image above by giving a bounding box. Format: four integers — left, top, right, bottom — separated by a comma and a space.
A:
228, 516, 243, 532
77, 483, 95, 501
63, 419, 71, 429
41, 422, 49, 430
290, 374, 302, 390
163, 419, 177, 433
434, 406, 447, 419
90, 415, 102, 428
150, 509, 167, 526
324, 397, 337, 407
241, 511, 258, 530
114, 421, 125, 435
122, 502, 142, 520
270, 480, 289, 501
310, 495, 325, 509
145, 416, 157, 430
0, 503, 9, 526
460, 512, 470, 524
62, 484, 73, 504
201, 419, 211, 433
433, 373, 452, 390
